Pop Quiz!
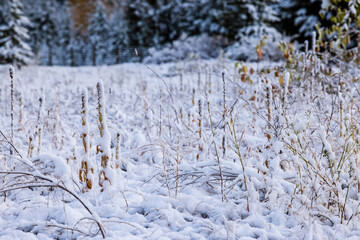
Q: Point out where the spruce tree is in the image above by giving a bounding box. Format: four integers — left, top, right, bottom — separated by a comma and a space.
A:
39, 1, 58, 65
108, 10, 129, 64
0, 5, 4, 24
180, 0, 219, 37
181, 0, 281, 42
59, 11, 73, 66
0, 0, 33, 67
207, 0, 251, 40
123, 0, 156, 47
153, 0, 182, 45
88, 0, 108, 66
23, 0, 60, 65
279, 0, 322, 42
236, 0, 280, 40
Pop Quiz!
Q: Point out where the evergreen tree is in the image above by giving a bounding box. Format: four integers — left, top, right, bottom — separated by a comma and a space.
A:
180, 0, 281, 42
204, 0, 251, 40
88, 0, 108, 66
279, 0, 322, 42
123, 0, 156, 47
23, 0, 41, 60
40, 1, 58, 65
153, 0, 182, 45
0, 5, 4, 25
0, 0, 33, 67
24, 0, 59, 65
108, 10, 129, 64
235, 0, 280, 40
219, 0, 282, 61
58, 7, 73, 66
179, 0, 218, 37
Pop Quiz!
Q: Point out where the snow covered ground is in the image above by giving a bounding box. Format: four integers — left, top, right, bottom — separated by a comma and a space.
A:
0, 58, 360, 239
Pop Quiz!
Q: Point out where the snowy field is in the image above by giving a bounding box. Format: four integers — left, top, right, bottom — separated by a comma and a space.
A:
0, 58, 360, 240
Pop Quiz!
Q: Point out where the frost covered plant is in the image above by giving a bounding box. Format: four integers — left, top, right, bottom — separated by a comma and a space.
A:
279, 69, 360, 223
96, 80, 112, 189
206, 93, 225, 202
0, 159, 106, 238
37, 97, 44, 155
281, 72, 290, 115
256, 36, 267, 60
79, 89, 94, 191
317, 0, 360, 54
16, 91, 23, 130
222, 70, 227, 157
115, 132, 122, 169
196, 98, 203, 161
27, 136, 34, 158
264, 78, 272, 143
227, 111, 249, 211
9, 66, 14, 155
278, 41, 296, 67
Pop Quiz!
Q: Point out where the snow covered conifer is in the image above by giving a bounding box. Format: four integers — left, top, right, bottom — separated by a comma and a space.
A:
279, 0, 322, 42
180, 0, 220, 38
153, 0, 182, 46
38, 1, 58, 66
0, 6, 4, 25
0, 0, 33, 67
123, 0, 155, 47
190, 0, 280, 43
202, 0, 244, 40
59, 16, 73, 66
237, 0, 280, 39
108, 10, 129, 64
88, 0, 108, 66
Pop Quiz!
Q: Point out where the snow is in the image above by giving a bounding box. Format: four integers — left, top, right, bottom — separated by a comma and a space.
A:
0, 0, 33, 67
32, 154, 71, 178
144, 34, 225, 64
0, 58, 360, 239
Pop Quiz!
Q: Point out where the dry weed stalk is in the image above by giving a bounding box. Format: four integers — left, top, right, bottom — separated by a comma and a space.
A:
159, 89, 163, 137
37, 97, 43, 155
265, 78, 272, 143
97, 81, 112, 189
17, 93, 23, 130
228, 112, 249, 212
196, 99, 203, 160
162, 147, 171, 197
206, 93, 225, 202
115, 132, 121, 169
175, 136, 180, 198
79, 89, 94, 190
222, 71, 226, 157
338, 86, 344, 138
27, 136, 34, 158
281, 72, 290, 115
9, 66, 14, 155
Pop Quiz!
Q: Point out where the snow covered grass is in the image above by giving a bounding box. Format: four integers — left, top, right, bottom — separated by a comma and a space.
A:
0, 56, 360, 239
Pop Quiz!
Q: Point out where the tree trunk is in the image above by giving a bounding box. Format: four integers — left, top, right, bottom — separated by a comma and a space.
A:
92, 44, 97, 66
48, 41, 53, 66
